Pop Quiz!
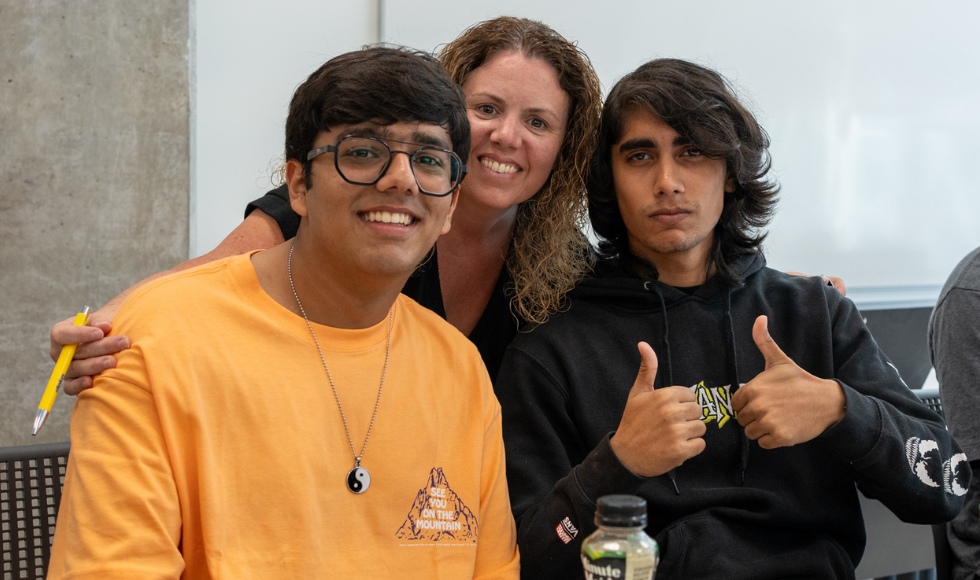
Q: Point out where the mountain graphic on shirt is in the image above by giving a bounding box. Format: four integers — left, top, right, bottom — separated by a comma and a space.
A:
395, 467, 479, 542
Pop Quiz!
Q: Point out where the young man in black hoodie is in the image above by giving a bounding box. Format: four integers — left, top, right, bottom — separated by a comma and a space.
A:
494, 58, 970, 579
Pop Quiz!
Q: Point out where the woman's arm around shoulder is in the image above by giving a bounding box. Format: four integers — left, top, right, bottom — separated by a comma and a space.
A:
49, 209, 285, 394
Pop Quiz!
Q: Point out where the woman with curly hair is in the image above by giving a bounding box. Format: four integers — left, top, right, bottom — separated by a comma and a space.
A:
48, 16, 602, 386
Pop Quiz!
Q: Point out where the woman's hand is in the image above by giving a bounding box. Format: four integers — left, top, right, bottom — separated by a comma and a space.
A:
45, 209, 286, 396
785, 271, 846, 296
49, 310, 130, 395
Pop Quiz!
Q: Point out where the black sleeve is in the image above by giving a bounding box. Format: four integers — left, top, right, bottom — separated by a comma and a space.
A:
244, 184, 300, 240
496, 347, 646, 580
818, 293, 970, 523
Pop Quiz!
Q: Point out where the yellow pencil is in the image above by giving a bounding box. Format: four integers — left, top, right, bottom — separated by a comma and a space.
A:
33, 306, 90, 435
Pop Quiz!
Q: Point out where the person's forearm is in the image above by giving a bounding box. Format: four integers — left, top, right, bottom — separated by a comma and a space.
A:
93, 269, 186, 321
823, 298, 968, 523
49, 210, 287, 394
516, 436, 646, 579
96, 210, 286, 321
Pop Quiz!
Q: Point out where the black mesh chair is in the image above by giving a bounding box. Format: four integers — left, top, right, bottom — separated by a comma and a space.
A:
0, 441, 70, 580
915, 387, 943, 418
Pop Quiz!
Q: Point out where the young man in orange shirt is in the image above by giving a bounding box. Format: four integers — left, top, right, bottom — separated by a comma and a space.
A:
48, 47, 519, 579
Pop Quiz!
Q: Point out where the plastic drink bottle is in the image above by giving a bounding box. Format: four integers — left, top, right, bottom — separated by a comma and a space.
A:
580, 495, 658, 580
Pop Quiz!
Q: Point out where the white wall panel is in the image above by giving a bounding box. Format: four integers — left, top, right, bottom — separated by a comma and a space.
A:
194, 0, 980, 308
385, 0, 980, 307
193, 1, 378, 256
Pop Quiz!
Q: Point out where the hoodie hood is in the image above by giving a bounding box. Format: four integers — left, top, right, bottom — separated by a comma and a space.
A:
572, 251, 767, 303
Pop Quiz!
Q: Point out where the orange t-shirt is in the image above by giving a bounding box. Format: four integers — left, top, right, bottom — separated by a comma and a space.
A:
48, 253, 519, 579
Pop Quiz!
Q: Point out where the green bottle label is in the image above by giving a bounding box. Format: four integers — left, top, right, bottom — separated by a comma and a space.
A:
581, 554, 626, 579
581, 547, 658, 580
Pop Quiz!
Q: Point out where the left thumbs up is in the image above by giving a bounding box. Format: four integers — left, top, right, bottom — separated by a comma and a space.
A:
752, 316, 793, 371
732, 315, 846, 449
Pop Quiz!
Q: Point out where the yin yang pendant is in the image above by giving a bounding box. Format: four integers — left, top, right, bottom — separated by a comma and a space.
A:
347, 466, 370, 494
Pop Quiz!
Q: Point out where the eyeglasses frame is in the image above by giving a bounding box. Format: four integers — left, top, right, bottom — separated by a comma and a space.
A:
306, 135, 467, 197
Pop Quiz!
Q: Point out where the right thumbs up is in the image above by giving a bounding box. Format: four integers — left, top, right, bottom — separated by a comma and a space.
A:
610, 342, 707, 478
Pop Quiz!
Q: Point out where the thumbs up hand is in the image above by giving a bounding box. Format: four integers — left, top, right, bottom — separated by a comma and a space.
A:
731, 316, 846, 449
610, 342, 707, 477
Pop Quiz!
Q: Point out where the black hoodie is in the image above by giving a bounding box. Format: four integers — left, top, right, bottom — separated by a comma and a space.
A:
495, 253, 968, 580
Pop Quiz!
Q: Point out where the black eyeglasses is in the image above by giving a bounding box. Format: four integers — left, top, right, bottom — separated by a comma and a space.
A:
307, 135, 466, 197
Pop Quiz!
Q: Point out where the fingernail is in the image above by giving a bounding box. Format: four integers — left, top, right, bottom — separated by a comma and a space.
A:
89, 329, 103, 340
103, 359, 113, 369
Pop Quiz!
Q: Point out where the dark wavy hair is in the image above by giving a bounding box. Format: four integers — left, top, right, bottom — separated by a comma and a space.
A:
285, 46, 470, 188
587, 58, 779, 286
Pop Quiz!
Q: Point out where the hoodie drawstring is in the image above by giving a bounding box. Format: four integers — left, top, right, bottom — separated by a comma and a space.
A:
723, 287, 750, 486
650, 283, 681, 495
654, 285, 674, 388
649, 282, 750, 492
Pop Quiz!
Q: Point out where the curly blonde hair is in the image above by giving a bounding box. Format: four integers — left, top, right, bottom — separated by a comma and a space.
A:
439, 17, 602, 325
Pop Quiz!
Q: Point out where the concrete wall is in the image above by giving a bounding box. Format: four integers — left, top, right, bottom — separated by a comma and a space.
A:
0, 0, 189, 447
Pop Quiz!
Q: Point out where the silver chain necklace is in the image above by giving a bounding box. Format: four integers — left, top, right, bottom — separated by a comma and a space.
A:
287, 243, 392, 494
